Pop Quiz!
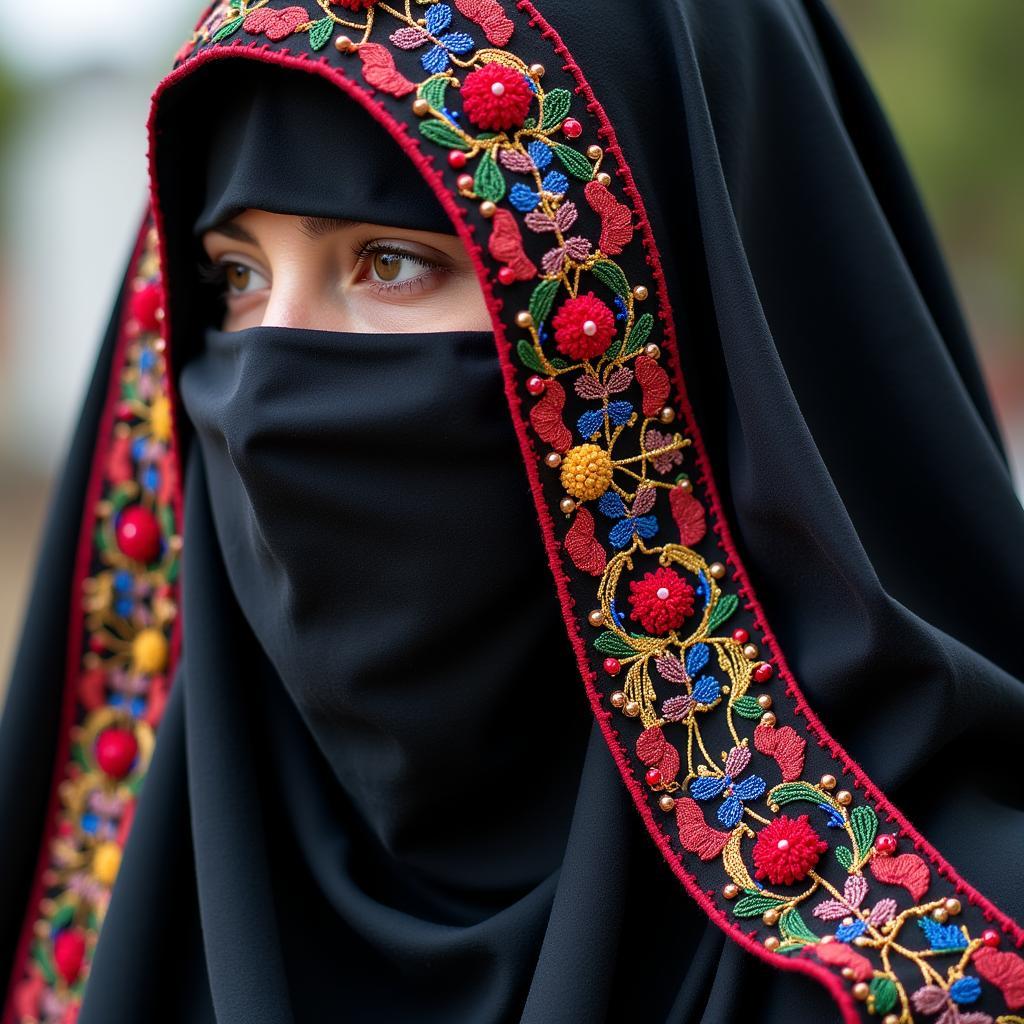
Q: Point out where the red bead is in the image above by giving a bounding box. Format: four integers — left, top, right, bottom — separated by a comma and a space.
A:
128, 282, 163, 334
53, 929, 86, 985
498, 266, 516, 286
95, 727, 138, 779
753, 662, 774, 683
526, 375, 547, 396
115, 505, 162, 563
645, 767, 663, 787
982, 929, 1001, 947
732, 628, 749, 644
88, 634, 107, 654
562, 117, 582, 138
603, 657, 621, 676
874, 834, 897, 856
447, 149, 467, 169
115, 401, 135, 422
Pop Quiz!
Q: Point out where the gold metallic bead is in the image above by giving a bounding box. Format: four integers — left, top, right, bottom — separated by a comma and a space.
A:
132, 628, 168, 674
852, 982, 870, 1001
820, 774, 837, 790
658, 405, 675, 424
596, 171, 612, 186
836, 790, 853, 807
545, 451, 562, 469
411, 97, 430, 116
932, 908, 949, 924
633, 284, 649, 301
757, 694, 773, 709
883, 1016, 900, 1024
588, 609, 605, 628
945, 898, 962, 916
643, 343, 660, 359
559, 497, 576, 514
742, 643, 759, 660
529, 62, 545, 77
480, 201, 497, 218
841, 968, 855, 980
154, 337, 167, 352
335, 34, 355, 52
587, 144, 603, 160
113, 423, 131, 440
760, 712, 777, 727
516, 310, 534, 329
609, 690, 626, 708
168, 535, 184, 552
764, 936, 780, 951
623, 700, 641, 718
762, 909, 780, 927
723, 883, 739, 900
709, 562, 726, 580
658, 794, 675, 812
819, 934, 835, 945
92, 841, 122, 886
677, 478, 693, 493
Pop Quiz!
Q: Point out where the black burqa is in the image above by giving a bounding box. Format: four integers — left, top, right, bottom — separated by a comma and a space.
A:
2, 1, 1023, 1022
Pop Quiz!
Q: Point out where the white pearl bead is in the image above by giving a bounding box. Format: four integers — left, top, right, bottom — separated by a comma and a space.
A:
491, 81, 505, 96
582, 319, 597, 336
777, 839, 790, 851
656, 587, 670, 600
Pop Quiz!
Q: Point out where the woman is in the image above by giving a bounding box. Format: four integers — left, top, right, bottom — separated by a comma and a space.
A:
2, 1, 1023, 1022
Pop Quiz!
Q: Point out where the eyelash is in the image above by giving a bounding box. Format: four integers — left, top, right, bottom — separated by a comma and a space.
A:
195, 240, 451, 299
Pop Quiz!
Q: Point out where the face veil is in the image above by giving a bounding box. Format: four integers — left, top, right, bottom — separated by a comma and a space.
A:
3, 3, 1024, 1024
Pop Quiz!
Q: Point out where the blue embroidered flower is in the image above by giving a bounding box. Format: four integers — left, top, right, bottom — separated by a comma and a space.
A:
689, 745, 766, 828
527, 140, 552, 168
835, 919, 868, 943
509, 183, 540, 212
540, 170, 569, 195
918, 916, 970, 953
598, 487, 658, 549
419, 4, 475, 73
948, 977, 981, 1006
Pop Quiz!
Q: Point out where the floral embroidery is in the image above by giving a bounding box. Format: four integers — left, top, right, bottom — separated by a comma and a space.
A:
7, 224, 181, 1023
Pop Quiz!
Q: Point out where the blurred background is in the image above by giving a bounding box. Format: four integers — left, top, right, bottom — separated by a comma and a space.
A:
1, 0, 1023, 696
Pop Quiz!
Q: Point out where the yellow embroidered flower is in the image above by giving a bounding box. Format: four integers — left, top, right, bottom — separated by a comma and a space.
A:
560, 443, 613, 500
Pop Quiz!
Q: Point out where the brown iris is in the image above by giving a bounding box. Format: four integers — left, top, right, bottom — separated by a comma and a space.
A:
225, 264, 251, 291
372, 252, 402, 282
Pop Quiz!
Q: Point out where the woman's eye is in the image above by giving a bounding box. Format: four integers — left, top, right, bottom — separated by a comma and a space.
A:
354, 241, 451, 295
223, 262, 268, 295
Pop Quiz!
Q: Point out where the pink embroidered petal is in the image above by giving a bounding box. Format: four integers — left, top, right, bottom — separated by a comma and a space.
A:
655, 653, 687, 685
498, 148, 535, 173
563, 506, 606, 576
389, 26, 430, 48
811, 899, 849, 922
844, 875, 868, 909
675, 797, 731, 861
662, 694, 694, 721
357, 43, 416, 98
723, 744, 751, 777
554, 201, 578, 231
524, 210, 558, 233
606, 366, 633, 393
564, 235, 593, 260
631, 486, 657, 516
911, 986, 950, 1015
541, 247, 567, 275
867, 898, 898, 926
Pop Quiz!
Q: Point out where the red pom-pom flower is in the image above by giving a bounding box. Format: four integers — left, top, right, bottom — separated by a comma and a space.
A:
460, 63, 534, 131
330, 0, 379, 8
551, 290, 616, 360
752, 814, 828, 886
627, 567, 696, 634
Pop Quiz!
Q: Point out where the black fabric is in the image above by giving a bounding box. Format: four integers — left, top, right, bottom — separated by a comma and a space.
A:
3, 1, 1024, 1022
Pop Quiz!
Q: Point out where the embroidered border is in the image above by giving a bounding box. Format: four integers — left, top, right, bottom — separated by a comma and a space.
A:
2, 222, 183, 1024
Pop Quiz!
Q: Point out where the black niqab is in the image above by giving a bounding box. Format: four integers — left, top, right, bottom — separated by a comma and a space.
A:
3, 2, 1022, 1022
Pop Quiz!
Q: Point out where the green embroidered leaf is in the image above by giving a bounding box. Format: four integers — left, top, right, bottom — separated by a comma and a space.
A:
229, 0, 241, 8
850, 805, 878, 862
213, 16, 244, 41
591, 259, 629, 299
779, 908, 817, 945
159, 504, 176, 542
625, 312, 655, 354
594, 631, 635, 657
529, 278, 562, 326
308, 16, 333, 51
835, 845, 854, 870
32, 938, 57, 986
733, 889, 787, 919
550, 357, 570, 369
419, 76, 450, 111
732, 695, 763, 720
523, 116, 537, 129
71, 741, 88, 772
540, 88, 573, 130
474, 153, 506, 203
551, 142, 593, 180
770, 782, 824, 808
476, 131, 500, 140
775, 942, 808, 956
869, 976, 899, 1015
419, 119, 470, 150
707, 593, 739, 632
165, 557, 180, 585
52, 905, 75, 931
517, 338, 545, 372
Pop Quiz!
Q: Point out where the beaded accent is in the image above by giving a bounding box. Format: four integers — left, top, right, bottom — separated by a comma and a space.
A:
4, 223, 182, 1024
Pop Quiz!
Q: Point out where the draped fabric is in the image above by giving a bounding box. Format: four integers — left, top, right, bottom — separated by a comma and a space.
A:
2, 1, 1022, 1022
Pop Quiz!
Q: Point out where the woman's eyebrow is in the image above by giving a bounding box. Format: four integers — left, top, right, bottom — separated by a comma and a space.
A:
208, 215, 365, 245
